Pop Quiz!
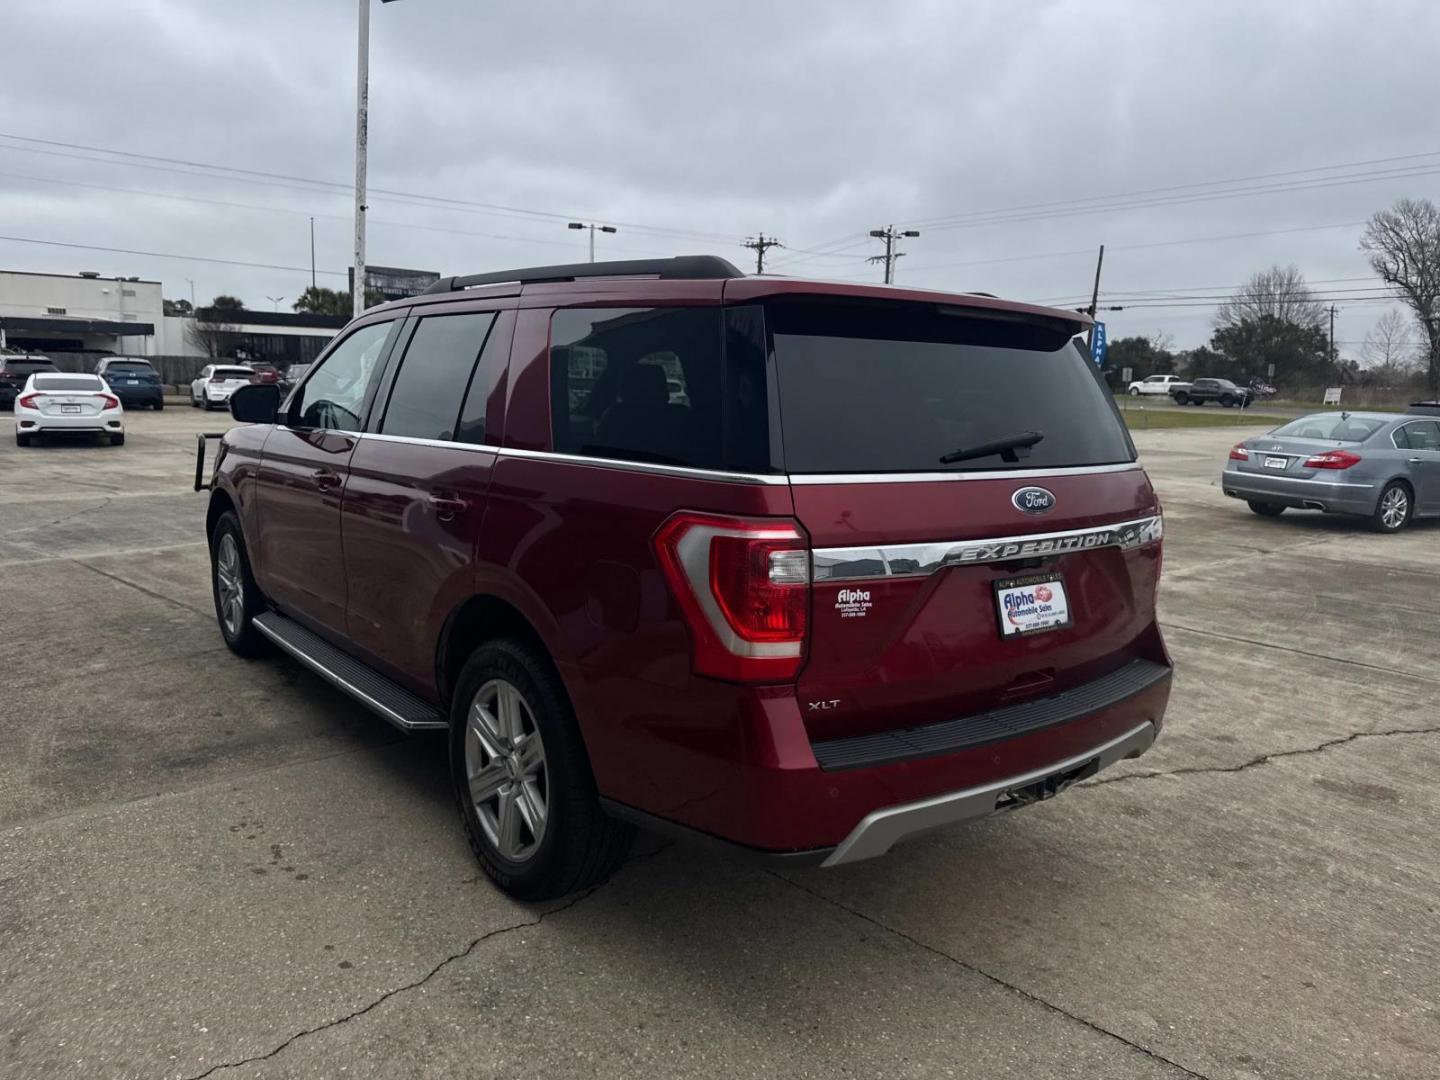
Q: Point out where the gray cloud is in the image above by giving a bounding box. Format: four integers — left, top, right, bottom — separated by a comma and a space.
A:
2, 0, 1437, 350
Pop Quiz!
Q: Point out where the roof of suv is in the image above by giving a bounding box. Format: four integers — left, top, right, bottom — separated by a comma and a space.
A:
375, 254, 1092, 334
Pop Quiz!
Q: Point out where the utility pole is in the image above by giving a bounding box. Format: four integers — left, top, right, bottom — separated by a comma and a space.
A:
352, 0, 370, 319
309, 217, 317, 290
867, 226, 920, 285
568, 222, 616, 262
744, 233, 783, 274
1328, 303, 1338, 365
1086, 244, 1105, 350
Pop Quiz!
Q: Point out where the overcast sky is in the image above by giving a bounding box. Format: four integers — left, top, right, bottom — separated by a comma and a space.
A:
2, 0, 1437, 353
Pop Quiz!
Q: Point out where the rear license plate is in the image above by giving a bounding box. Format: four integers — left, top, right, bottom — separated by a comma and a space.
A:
61, 404, 81, 414
994, 574, 1072, 638
1264, 456, 1288, 469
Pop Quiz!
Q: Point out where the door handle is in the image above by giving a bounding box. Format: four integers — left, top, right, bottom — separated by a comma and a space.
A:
1409, 457, 1424, 464
313, 468, 342, 489
429, 493, 468, 521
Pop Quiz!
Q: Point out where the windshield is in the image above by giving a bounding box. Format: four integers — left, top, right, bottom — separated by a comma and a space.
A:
35, 376, 104, 392
768, 299, 1135, 473
1270, 415, 1387, 442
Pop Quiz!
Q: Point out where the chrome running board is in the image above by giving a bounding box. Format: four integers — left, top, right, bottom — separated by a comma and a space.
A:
253, 612, 448, 732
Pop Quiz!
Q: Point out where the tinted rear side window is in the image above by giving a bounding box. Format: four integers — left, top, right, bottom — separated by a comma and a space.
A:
768, 299, 1135, 474
549, 306, 772, 472
381, 312, 496, 441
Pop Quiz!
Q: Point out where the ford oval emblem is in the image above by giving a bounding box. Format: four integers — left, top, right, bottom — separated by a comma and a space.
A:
1012, 487, 1056, 515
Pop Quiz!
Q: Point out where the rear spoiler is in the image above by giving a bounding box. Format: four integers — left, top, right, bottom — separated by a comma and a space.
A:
194, 432, 227, 491
1408, 401, 1440, 417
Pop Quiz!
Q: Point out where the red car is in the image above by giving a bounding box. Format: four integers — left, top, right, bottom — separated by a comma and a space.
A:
203, 256, 1170, 899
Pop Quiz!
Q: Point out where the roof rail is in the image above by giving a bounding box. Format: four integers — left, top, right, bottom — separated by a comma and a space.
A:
424, 255, 744, 294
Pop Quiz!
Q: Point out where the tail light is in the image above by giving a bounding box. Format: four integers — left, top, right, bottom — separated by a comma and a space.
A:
17, 393, 40, 409
653, 512, 809, 683
1304, 450, 1361, 470
101, 394, 120, 410
1228, 443, 1249, 461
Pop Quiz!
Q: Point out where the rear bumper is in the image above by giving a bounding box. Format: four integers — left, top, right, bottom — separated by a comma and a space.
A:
18, 414, 123, 433
1221, 468, 1376, 514
112, 387, 162, 406
594, 659, 1171, 859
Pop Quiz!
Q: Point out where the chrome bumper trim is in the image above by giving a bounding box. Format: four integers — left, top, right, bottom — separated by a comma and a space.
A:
821, 721, 1156, 867
812, 515, 1162, 582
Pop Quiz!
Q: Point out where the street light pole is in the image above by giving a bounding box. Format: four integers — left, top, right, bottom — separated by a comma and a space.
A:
352, 0, 370, 320
568, 222, 617, 262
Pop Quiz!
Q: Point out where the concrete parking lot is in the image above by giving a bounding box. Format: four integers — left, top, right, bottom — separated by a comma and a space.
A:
2, 409, 1436, 1080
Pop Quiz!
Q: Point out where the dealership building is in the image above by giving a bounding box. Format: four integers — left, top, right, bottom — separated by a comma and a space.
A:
0, 268, 346, 364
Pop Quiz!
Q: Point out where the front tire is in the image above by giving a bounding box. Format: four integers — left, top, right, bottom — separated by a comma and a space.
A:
1371, 481, 1412, 533
1247, 501, 1285, 517
1173, 392, 1188, 405
210, 510, 268, 656
1128, 387, 1141, 396
1220, 395, 1236, 408
450, 640, 633, 900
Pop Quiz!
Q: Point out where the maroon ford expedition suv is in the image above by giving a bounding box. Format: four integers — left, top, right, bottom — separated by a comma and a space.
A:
204, 255, 1171, 899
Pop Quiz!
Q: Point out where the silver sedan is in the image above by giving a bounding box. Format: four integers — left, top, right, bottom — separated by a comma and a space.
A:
1221, 407, 1440, 532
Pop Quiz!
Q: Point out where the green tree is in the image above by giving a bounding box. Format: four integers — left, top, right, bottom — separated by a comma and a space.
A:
209, 294, 245, 312
1106, 335, 1177, 384
1210, 315, 1331, 386
292, 286, 386, 317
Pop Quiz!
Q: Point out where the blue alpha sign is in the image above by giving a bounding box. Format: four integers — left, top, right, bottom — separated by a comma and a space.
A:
1090, 321, 1107, 366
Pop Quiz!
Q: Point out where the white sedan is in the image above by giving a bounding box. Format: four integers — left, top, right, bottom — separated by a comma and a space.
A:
14, 372, 125, 447
191, 364, 256, 411
1127, 374, 1184, 396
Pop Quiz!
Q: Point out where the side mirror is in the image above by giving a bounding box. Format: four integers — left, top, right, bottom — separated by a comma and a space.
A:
229, 382, 281, 423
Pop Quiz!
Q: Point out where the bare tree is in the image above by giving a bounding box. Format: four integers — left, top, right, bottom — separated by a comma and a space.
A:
1361, 198, 1440, 398
1214, 265, 1326, 332
185, 307, 241, 357
1361, 309, 1418, 369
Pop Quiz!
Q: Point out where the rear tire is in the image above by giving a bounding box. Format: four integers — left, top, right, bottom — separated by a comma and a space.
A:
209, 510, 268, 656
110, 434, 125, 446
450, 639, 633, 900
1247, 501, 1285, 517
1370, 481, 1412, 533
16, 432, 31, 447
154, 400, 164, 411
1220, 395, 1236, 408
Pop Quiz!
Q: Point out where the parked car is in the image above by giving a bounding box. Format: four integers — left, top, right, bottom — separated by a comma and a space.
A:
94, 357, 164, 410
246, 363, 282, 385
202, 255, 1171, 899
0, 354, 59, 409
1171, 377, 1251, 407
281, 362, 312, 390
14, 372, 125, 446
1222, 407, 1440, 532
1127, 374, 1183, 396
1245, 376, 1278, 400
190, 364, 256, 410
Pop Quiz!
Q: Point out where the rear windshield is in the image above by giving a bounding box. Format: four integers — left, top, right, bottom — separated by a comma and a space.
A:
6, 360, 57, 373
1270, 415, 1386, 442
34, 376, 103, 392
768, 299, 1135, 474
107, 361, 155, 373
214, 367, 253, 377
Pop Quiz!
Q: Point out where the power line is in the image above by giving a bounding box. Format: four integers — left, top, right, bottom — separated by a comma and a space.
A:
0, 131, 742, 246
743, 233, 783, 274
0, 233, 349, 276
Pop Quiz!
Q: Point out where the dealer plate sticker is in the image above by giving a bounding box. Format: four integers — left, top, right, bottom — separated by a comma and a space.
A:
994, 575, 1072, 637
1264, 456, 1288, 469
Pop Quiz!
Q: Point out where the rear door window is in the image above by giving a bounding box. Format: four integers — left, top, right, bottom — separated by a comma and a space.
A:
549, 306, 771, 472
379, 312, 497, 441
767, 299, 1135, 474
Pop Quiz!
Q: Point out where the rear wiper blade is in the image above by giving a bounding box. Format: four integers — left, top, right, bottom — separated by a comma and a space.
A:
939, 430, 1044, 465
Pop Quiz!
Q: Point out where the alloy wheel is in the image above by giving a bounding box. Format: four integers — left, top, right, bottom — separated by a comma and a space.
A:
1381, 487, 1408, 530
465, 678, 549, 862
215, 533, 245, 637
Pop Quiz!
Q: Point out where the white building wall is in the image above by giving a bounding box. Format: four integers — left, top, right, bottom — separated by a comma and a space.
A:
0, 270, 164, 355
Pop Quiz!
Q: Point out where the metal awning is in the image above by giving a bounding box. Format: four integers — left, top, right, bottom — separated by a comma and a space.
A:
0, 316, 155, 336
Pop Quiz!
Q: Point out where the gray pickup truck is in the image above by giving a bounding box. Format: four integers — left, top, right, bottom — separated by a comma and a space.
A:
1171, 378, 1251, 407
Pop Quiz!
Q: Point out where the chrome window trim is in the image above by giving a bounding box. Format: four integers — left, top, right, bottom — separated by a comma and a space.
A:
812, 515, 1162, 582
788, 462, 1141, 485
495, 445, 791, 486
358, 431, 497, 453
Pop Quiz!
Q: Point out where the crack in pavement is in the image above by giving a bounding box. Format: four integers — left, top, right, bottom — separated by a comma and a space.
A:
0, 498, 111, 538
178, 885, 604, 1080
1160, 622, 1440, 685
1086, 723, 1440, 788
768, 871, 1213, 1079
76, 558, 212, 619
